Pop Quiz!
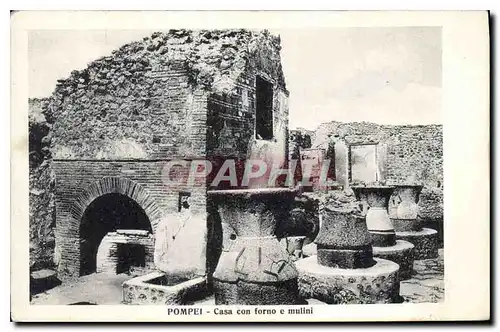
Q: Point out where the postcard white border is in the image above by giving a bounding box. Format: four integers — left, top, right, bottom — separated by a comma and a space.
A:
11, 10, 490, 322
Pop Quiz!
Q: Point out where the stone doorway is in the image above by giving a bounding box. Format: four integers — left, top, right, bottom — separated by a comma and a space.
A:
79, 193, 152, 276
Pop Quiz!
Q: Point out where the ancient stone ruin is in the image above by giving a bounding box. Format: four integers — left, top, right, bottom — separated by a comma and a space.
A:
46, 29, 289, 285
390, 185, 439, 260
351, 185, 415, 280
28, 28, 444, 305
296, 205, 401, 304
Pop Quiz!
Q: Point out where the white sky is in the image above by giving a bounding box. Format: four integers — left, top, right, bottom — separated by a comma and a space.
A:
28, 27, 442, 130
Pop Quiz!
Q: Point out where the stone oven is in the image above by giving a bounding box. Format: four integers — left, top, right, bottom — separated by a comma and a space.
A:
49, 29, 290, 280
96, 230, 154, 275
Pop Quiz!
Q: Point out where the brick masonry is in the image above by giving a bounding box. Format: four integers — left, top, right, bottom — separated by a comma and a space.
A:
39, 29, 290, 279
96, 231, 155, 274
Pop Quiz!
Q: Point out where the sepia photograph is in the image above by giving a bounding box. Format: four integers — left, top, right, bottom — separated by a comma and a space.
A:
11, 10, 490, 322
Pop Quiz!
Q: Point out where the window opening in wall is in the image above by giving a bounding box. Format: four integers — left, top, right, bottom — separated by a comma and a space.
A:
178, 192, 191, 212
255, 76, 274, 140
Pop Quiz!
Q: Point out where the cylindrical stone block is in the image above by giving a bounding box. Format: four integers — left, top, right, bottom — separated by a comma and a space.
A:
396, 228, 439, 260
317, 246, 375, 269
372, 240, 415, 280
208, 188, 300, 305
392, 218, 424, 232
315, 209, 372, 249
296, 256, 401, 304
314, 208, 375, 269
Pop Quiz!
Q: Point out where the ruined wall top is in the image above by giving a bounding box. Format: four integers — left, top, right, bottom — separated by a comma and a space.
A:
50, 29, 286, 99
48, 29, 288, 160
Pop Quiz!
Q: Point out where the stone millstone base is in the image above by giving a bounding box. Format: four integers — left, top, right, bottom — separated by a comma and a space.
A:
372, 240, 415, 280
213, 278, 301, 305
317, 246, 376, 269
396, 228, 438, 260
295, 256, 400, 304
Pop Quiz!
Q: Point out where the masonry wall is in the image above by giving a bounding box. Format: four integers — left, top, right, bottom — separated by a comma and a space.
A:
294, 121, 443, 222
37, 29, 291, 277
205, 31, 289, 189
52, 160, 207, 278
51, 63, 207, 160
29, 98, 56, 271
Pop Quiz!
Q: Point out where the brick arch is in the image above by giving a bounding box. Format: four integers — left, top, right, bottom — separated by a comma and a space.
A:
72, 177, 163, 233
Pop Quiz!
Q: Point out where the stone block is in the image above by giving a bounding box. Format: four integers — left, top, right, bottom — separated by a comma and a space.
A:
213, 279, 301, 305
373, 240, 415, 280
30, 269, 61, 295
122, 271, 208, 305
317, 246, 375, 269
154, 213, 208, 279
296, 256, 400, 304
315, 209, 371, 248
391, 218, 423, 232
396, 228, 438, 260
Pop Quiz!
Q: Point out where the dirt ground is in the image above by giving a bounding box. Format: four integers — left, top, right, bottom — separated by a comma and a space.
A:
31, 249, 444, 305
400, 249, 445, 303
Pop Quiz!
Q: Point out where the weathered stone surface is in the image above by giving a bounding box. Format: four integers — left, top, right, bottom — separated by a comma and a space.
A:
122, 272, 208, 305
317, 247, 375, 269
29, 98, 56, 271
280, 236, 307, 261
373, 240, 415, 280
154, 213, 207, 279
210, 188, 296, 237
213, 237, 298, 283
292, 122, 443, 222
400, 249, 444, 303
209, 188, 299, 304
391, 218, 424, 232
213, 279, 300, 305
396, 228, 438, 260
296, 256, 400, 304
315, 208, 371, 249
